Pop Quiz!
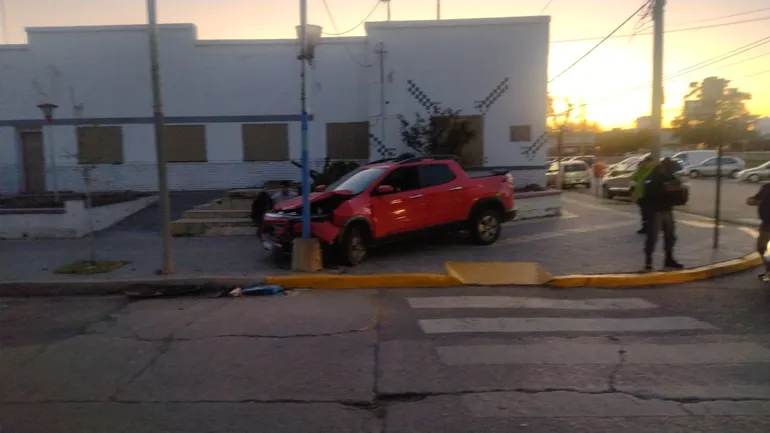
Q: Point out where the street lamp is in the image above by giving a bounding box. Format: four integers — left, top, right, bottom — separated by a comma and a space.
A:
295, 14, 322, 240
37, 102, 60, 202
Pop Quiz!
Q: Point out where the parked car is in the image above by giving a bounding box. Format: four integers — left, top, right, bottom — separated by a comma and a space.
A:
568, 155, 596, 167
670, 150, 717, 168
601, 156, 686, 199
737, 161, 770, 183
607, 155, 644, 173
546, 161, 591, 189
259, 155, 516, 266
679, 156, 745, 179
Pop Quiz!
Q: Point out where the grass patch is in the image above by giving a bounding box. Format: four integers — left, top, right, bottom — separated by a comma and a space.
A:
54, 260, 130, 275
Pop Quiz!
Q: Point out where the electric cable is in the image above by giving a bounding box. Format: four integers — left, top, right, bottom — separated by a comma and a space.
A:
733, 68, 770, 81
322, 0, 382, 36
678, 6, 770, 25
540, 0, 554, 14
551, 35, 770, 117
548, 0, 653, 83
552, 16, 770, 44
320, 0, 376, 67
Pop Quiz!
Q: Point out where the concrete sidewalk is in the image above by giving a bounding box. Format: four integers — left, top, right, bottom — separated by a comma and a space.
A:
0, 196, 760, 291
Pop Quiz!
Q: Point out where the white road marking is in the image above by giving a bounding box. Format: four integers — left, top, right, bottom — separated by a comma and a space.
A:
436, 342, 770, 366
407, 296, 658, 310
417, 316, 718, 334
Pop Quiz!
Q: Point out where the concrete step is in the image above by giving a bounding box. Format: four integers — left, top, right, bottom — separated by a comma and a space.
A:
195, 197, 254, 211
183, 209, 251, 220
171, 218, 254, 236
202, 226, 258, 237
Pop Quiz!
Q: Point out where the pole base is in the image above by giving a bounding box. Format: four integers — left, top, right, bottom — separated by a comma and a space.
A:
291, 238, 322, 272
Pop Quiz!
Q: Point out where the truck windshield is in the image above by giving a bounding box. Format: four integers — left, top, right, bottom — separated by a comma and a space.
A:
327, 167, 386, 195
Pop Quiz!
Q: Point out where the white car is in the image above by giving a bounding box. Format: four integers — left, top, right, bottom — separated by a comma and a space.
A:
736, 161, 770, 183
679, 156, 745, 179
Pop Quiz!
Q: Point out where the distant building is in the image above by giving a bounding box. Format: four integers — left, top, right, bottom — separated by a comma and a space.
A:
547, 131, 597, 156
755, 117, 770, 138
635, 116, 652, 129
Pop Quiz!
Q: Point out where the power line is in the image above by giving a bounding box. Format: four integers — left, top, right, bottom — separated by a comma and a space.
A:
540, 0, 554, 14
320, 0, 376, 67
322, 0, 382, 36
677, 6, 770, 25
548, 0, 652, 83
734, 68, 770, 81
552, 36, 770, 116
552, 16, 770, 44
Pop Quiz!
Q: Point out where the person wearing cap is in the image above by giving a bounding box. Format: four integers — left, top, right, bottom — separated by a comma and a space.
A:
631, 155, 655, 234
642, 157, 684, 271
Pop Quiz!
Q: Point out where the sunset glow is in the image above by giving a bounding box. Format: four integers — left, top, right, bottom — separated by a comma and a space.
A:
4, 0, 769, 129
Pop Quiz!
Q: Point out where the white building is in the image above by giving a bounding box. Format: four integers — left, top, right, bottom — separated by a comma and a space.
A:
755, 117, 770, 139
0, 16, 549, 194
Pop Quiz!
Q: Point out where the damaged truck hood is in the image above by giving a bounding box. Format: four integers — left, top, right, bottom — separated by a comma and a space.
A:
272, 190, 354, 212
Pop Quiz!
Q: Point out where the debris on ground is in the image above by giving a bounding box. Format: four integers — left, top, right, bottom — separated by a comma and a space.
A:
125, 283, 286, 299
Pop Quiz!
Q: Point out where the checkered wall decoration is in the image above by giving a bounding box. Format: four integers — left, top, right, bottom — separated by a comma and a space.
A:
407, 80, 439, 112
474, 77, 510, 114
521, 131, 548, 161
370, 133, 396, 158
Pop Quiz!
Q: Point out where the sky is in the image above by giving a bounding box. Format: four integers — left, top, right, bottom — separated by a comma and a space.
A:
2, 0, 769, 129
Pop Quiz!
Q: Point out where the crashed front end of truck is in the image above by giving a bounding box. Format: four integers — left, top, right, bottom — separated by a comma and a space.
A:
259, 190, 355, 260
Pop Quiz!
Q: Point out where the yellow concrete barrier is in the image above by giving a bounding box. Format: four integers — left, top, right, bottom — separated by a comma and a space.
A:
445, 261, 552, 286
548, 252, 762, 288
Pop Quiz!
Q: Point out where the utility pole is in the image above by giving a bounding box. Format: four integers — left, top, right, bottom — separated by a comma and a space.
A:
0, 0, 8, 44
384, 0, 391, 21
147, 0, 174, 274
579, 100, 587, 155
650, 0, 665, 161
437, 0, 440, 19
556, 102, 573, 190
376, 43, 387, 148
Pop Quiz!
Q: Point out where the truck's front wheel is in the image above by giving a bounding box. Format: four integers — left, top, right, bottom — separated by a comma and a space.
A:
469, 209, 502, 245
340, 226, 368, 266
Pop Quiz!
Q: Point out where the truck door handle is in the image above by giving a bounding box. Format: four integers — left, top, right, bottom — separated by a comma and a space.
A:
409, 194, 423, 199
449, 186, 463, 191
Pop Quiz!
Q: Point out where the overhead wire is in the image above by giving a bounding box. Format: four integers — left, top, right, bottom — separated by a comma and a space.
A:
551, 36, 770, 117
320, 0, 379, 67
322, 0, 383, 36
540, 0, 554, 14
548, 0, 653, 83
552, 15, 770, 44
734, 69, 770, 80
678, 6, 770, 25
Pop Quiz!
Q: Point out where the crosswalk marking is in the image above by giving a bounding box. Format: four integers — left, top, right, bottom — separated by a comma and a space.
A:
436, 341, 770, 366
407, 296, 658, 310
417, 316, 717, 334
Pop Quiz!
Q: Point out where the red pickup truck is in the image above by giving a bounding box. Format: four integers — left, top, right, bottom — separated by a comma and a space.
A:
260, 155, 516, 265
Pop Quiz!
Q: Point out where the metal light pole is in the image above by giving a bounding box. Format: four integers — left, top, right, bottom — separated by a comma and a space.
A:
147, 0, 174, 274
437, 0, 441, 19
37, 102, 60, 203
649, 0, 665, 161
296, 7, 322, 239
713, 143, 723, 249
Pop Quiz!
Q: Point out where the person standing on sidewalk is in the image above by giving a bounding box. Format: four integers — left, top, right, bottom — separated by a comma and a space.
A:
592, 159, 607, 196
632, 156, 655, 234
642, 158, 685, 271
746, 183, 770, 280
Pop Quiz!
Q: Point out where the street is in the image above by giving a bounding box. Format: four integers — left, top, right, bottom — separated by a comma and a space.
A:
2, 276, 770, 432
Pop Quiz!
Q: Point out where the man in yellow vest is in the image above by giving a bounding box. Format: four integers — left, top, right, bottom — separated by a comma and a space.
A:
632, 156, 655, 234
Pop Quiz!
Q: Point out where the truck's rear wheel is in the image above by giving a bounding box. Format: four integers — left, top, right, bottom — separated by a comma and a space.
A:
469, 209, 502, 245
340, 226, 368, 266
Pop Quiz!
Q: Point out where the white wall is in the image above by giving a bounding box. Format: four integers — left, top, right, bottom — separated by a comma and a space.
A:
0, 18, 549, 192
365, 17, 549, 186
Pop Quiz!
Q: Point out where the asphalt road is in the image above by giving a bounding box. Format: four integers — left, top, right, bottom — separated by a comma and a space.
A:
2, 276, 770, 432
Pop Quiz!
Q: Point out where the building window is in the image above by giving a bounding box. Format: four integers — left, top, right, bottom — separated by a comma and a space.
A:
326, 122, 369, 160
510, 125, 531, 142
242, 123, 289, 161
76, 126, 124, 164
165, 125, 207, 163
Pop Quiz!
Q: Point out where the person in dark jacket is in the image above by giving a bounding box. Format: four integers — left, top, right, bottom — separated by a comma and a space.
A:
746, 183, 770, 279
642, 158, 684, 271
251, 191, 274, 229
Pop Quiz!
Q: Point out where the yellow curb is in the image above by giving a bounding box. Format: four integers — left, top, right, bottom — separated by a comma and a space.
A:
265, 273, 462, 289
445, 261, 552, 286
548, 252, 762, 288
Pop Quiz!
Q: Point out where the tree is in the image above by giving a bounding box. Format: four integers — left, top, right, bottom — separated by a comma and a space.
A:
397, 104, 476, 167
547, 94, 602, 132
671, 76, 759, 146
